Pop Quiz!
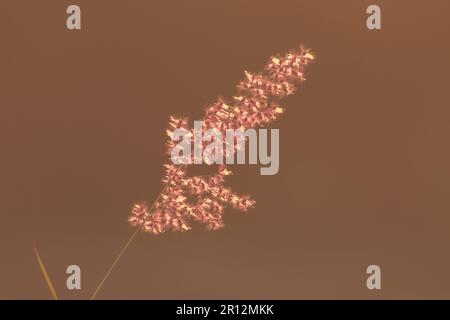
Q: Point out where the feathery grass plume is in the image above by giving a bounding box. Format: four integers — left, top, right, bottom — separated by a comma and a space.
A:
130, 46, 315, 234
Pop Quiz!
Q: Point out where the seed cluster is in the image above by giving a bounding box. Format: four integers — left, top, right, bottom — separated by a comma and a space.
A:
129, 46, 315, 234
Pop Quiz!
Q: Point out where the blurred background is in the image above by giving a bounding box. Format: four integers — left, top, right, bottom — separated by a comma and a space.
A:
1, 0, 450, 299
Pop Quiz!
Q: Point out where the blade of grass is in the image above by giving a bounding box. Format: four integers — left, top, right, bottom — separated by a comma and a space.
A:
34, 246, 58, 300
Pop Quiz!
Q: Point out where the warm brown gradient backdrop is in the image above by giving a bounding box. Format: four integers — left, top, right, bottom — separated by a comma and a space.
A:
1, 0, 450, 299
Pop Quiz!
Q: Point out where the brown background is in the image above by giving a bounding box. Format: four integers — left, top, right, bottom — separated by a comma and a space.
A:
1, 0, 450, 299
